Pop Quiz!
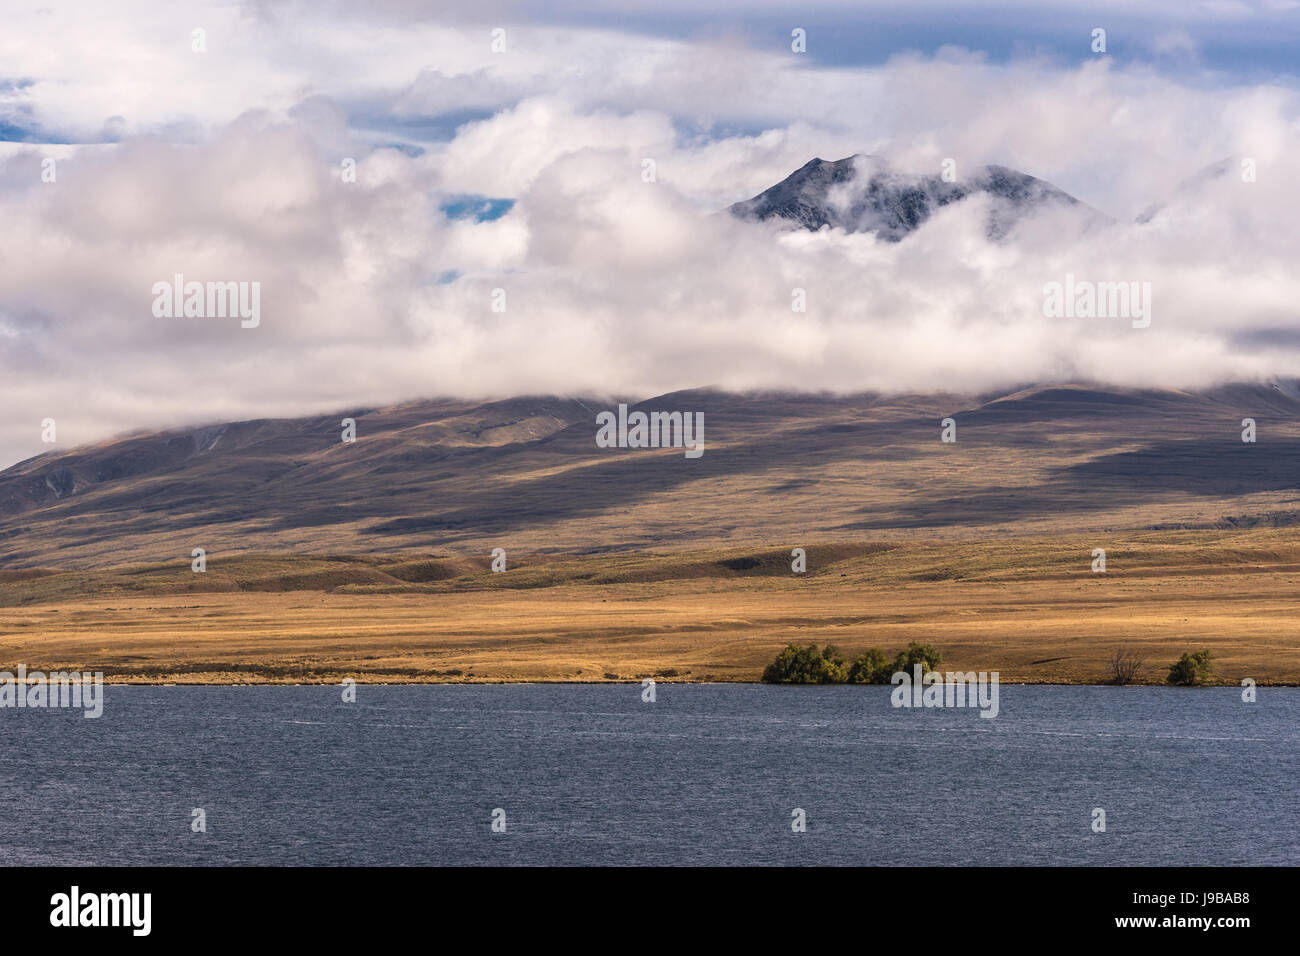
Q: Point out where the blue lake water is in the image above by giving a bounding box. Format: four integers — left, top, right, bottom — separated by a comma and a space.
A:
1, 684, 1295, 866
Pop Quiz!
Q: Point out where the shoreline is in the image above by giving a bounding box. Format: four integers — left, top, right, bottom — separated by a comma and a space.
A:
53, 677, 1300, 687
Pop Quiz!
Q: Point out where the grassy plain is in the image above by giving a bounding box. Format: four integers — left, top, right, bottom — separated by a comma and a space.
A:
2, 529, 1297, 684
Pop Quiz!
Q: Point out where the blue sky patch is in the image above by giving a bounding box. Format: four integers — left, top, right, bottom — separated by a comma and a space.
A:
439, 196, 516, 222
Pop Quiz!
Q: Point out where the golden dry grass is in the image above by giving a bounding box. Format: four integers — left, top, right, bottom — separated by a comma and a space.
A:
2, 529, 1298, 684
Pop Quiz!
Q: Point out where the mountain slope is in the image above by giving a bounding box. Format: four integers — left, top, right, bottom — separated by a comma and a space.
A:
3, 384, 1300, 568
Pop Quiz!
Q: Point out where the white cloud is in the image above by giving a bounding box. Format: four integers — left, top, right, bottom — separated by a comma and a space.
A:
0, 2, 1299, 468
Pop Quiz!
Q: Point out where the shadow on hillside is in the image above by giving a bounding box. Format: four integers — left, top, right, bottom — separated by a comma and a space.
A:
844, 438, 1300, 529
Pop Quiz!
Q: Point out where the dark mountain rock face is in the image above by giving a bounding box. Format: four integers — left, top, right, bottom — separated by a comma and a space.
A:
730, 154, 1102, 240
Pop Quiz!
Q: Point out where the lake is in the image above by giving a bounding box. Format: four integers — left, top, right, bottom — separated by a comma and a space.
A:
1, 684, 1295, 865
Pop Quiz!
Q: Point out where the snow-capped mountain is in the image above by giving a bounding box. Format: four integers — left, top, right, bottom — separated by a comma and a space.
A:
730, 154, 1107, 240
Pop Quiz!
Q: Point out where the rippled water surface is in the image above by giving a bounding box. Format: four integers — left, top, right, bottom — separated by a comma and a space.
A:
2, 684, 1295, 865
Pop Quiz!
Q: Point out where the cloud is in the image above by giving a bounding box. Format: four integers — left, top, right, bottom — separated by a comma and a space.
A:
1, 3, 1299, 468
1150, 30, 1201, 58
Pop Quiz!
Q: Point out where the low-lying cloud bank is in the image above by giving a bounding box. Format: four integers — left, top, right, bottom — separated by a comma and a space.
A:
1, 3, 1299, 467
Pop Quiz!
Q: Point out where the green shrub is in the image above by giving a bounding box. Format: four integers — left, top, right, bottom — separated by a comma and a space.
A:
763, 642, 943, 685
891, 641, 942, 677
1167, 650, 1214, 686
847, 648, 891, 684
761, 643, 848, 684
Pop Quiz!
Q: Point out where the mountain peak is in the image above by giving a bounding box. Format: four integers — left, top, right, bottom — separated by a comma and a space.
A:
731, 154, 1103, 240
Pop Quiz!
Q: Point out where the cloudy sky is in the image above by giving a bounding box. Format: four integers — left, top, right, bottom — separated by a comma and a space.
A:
1, 0, 1299, 467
